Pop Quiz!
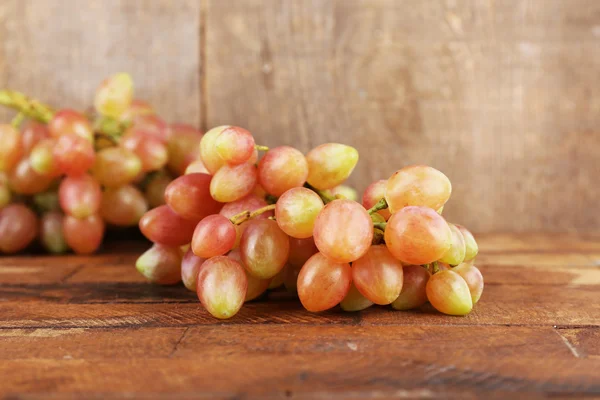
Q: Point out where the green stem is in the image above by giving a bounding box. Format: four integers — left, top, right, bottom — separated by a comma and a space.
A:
0, 90, 54, 123
255, 144, 269, 152
373, 222, 387, 231
229, 204, 276, 225
304, 182, 336, 204
367, 197, 388, 215
431, 261, 440, 275
11, 112, 25, 129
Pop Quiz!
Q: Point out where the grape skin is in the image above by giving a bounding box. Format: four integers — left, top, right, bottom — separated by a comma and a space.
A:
258, 146, 308, 196
63, 214, 105, 255
59, 174, 102, 219
181, 249, 206, 292
453, 263, 484, 304
210, 162, 257, 203
385, 165, 452, 213
275, 187, 324, 239
139, 205, 197, 246
0, 124, 23, 172
305, 143, 358, 190
199, 125, 229, 174
215, 126, 255, 165
439, 223, 467, 266
391, 265, 430, 311
40, 211, 69, 254
352, 245, 404, 305
340, 282, 374, 312
165, 173, 222, 222
191, 214, 236, 258
0, 204, 38, 253
100, 185, 149, 227
455, 224, 479, 261
426, 270, 473, 316
297, 252, 352, 312
196, 256, 248, 319
136, 244, 183, 285
240, 219, 290, 279
362, 180, 390, 220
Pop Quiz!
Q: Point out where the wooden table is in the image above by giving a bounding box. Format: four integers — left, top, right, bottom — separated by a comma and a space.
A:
1, 233, 599, 399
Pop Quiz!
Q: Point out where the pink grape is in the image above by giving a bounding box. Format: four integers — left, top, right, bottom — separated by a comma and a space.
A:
40, 211, 68, 254
59, 174, 102, 218
439, 223, 466, 266
215, 126, 255, 165
54, 134, 95, 176
139, 205, 197, 246
20, 122, 49, 154
199, 125, 229, 174
305, 143, 358, 190
120, 128, 168, 172
0, 204, 38, 253
240, 219, 290, 279
426, 270, 473, 316
94, 72, 133, 118
164, 173, 222, 221
184, 159, 210, 175
210, 162, 257, 203
362, 180, 391, 220
228, 248, 271, 301
129, 115, 170, 143
0, 124, 23, 172
100, 185, 149, 226
288, 237, 318, 267
391, 265, 430, 310
257, 146, 308, 196
352, 245, 404, 305
455, 224, 479, 261
30, 138, 61, 177
340, 283, 374, 312
275, 187, 324, 239
136, 244, 183, 285
297, 252, 352, 312
219, 194, 271, 220
191, 214, 236, 258
181, 248, 206, 291
196, 256, 248, 319
453, 263, 484, 304
63, 214, 105, 254
144, 173, 172, 208
7, 158, 53, 195
385, 165, 452, 213
48, 109, 93, 141
313, 199, 373, 263
328, 185, 358, 201
92, 147, 142, 187
167, 124, 203, 175
119, 99, 154, 124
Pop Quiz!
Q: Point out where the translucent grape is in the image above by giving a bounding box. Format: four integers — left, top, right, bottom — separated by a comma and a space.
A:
0, 182, 10, 209
191, 214, 236, 258
20, 122, 49, 154
240, 219, 290, 279
313, 199, 373, 263
0, 124, 23, 172
288, 237, 318, 267
54, 134, 96, 176
252, 183, 267, 199
306, 143, 358, 190
94, 72, 133, 118
453, 263, 484, 304
184, 159, 210, 175
30, 138, 61, 177
384, 206, 452, 265
268, 267, 285, 289
283, 264, 302, 294
228, 248, 270, 301
370, 212, 386, 224
362, 180, 391, 220
40, 211, 68, 254
275, 187, 324, 238
100, 185, 148, 226
199, 125, 229, 174
391, 265, 430, 310
136, 244, 182, 285
92, 147, 142, 187
48, 109, 93, 141
58, 174, 102, 218
165, 173, 222, 221
219, 194, 271, 220
120, 129, 168, 172
210, 162, 257, 203
340, 283, 374, 312
139, 205, 197, 246
455, 224, 479, 261
439, 223, 467, 266
257, 146, 308, 196
7, 158, 53, 195
119, 99, 154, 124
328, 185, 358, 201
63, 215, 105, 255
352, 245, 404, 305
385, 165, 452, 213
215, 126, 255, 165
297, 252, 352, 312
0, 204, 38, 253
167, 124, 203, 175
129, 115, 170, 143
196, 256, 247, 319
426, 270, 473, 316
144, 173, 172, 208
181, 248, 206, 291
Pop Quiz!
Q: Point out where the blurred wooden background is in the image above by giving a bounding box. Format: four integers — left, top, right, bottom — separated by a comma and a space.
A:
1, 0, 599, 233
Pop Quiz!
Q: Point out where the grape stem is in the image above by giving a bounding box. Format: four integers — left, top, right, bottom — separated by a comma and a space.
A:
0, 90, 55, 123
367, 197, 388, 215
303, 182, 336, 204
229, 204, 276, 225
373, 222, 387, 231
372, 228, 385, 245
255, 145, 269, 152
10, 112, 25, 129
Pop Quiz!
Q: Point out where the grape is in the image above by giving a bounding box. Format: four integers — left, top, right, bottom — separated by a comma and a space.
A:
0, 204, 38, 253
54, 134, 96, 176
385, 165, 452, 213
94, 72, 133, 118
275, 188, 324, 239
352, 245, 404, 305
288, 237, 318, 267
210, 162, 257, 203
268, 267, 285, 289
215, 126, 255, 165
7, 158, 53, 195
252, 183, 267, 199
328, 185, 358, 201
63, 214, 105, 254
306, 143, 358, 190
135, 243, 182, 285
0, 124, 23, 172
139, 205, 197, 246
362, 180, 390, 220
40, 211, 68, 254
181, 248, 206, 291
100, 185, 148, 226
191, 214, 236, 258
167, 124, 203, 175
426, 270, 473, 316
439, 223, 466, 266
297, 252, 352, 312
0, 183, 10, 209
48, 109, 93, 141
228, 248, 270, 301
129, 115, 170, 143
240, 219, 290, 279
283, 263, 301, 294
257, 146, 308, 196
20, 121, 49, 154
58, 174, 102, 218
144, 172, 172, 208
313, 199, 373, 263
196, 256, 247, 319
29, 138, 61, 177
31, 191, 58, 212
165, 173, 222, 221
384, 206, 452, 265
340, 283, 374, 312
219, 194, 271, 220
184, 159, 209, 175
199, 125, 229, 174
370, 212, 386, 224
92, 147, 142, 187
455, 224, 479, 261
119, 99, 154, 124
391, 265, 430, 310
120, 129, 168, 172
453, 263, 484, 304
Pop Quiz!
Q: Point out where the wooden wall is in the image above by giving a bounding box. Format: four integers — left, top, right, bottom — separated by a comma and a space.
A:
1, 0, 599, 233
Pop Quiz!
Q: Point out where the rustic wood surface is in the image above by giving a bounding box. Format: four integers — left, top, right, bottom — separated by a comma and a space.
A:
0, 233, 599, 399
2, 0, 600, 232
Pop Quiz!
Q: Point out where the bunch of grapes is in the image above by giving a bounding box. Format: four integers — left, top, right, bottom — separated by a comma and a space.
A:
0, 74, 202, 255
135, 126, 483, 319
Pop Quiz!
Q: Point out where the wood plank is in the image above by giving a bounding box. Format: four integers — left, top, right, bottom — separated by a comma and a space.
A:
557, 328, 600, 359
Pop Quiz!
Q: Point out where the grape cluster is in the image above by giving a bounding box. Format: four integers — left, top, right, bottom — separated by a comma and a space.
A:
0, 74, 202, 255
136, 127, 483, 318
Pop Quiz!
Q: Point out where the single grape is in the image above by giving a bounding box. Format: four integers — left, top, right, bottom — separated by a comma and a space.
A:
453, 263, 484, 304
288, 237, 318, 267
219, 194, 272, 219
20, 121, 49, 154
7, 158, 53, 195
136, 243, 183, 285
352, 245, 404, 305
455, 224, 479, 261
94, 72, 134, 118
40, 211, 68, 254
191, 214, 236, 258
92, 147, 142, 187
0, 124, 23, 172
252, 183, 267, 199
53, 134, 96, 176
215, 126, 255, 165
100, 185, 149, 226
210, 162, 257, 203
257, 146, 308, 196
438, 223, 467, 266
362, 179, 391, 220
165, 173, 223, 221
58, 174, 102, 218
167, 124, 203, 175
144, 172, 172, 208
328, 185, 358, 201
297, 252, 352, 312
391, 265, 430, 310
370, 212, 386, 224
129, 115, 170, 143
313, 199, 373, 263
181, 248, 206, 291
120, 128, 168, 172
340, 282, 374, 312
0, 182, 11, 209
196, 256, 247, 319
119, 99, 154, 124
268, 267, 285, 289
426, 270, 473, 316
275, 187, 324, 238
139, 205, 197, 246
384, 206, 452, 265
48, 109, 93, 141
0, 204, 38, 253
29, 138, 61, 177
199, 125, 230, 174
228, 248, 270, 301
240, 219, 290, 279
63, 214, 105, 254
184, 159, 210, 175
385, 165, 452, 213
306, 143, 358, 190
283, 263, 301, 294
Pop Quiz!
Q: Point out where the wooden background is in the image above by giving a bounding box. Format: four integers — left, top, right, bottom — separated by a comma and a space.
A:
1, 0, 599, 233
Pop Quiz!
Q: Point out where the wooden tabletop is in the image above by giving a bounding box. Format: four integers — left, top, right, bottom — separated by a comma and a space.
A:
1, 233, 599, 399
